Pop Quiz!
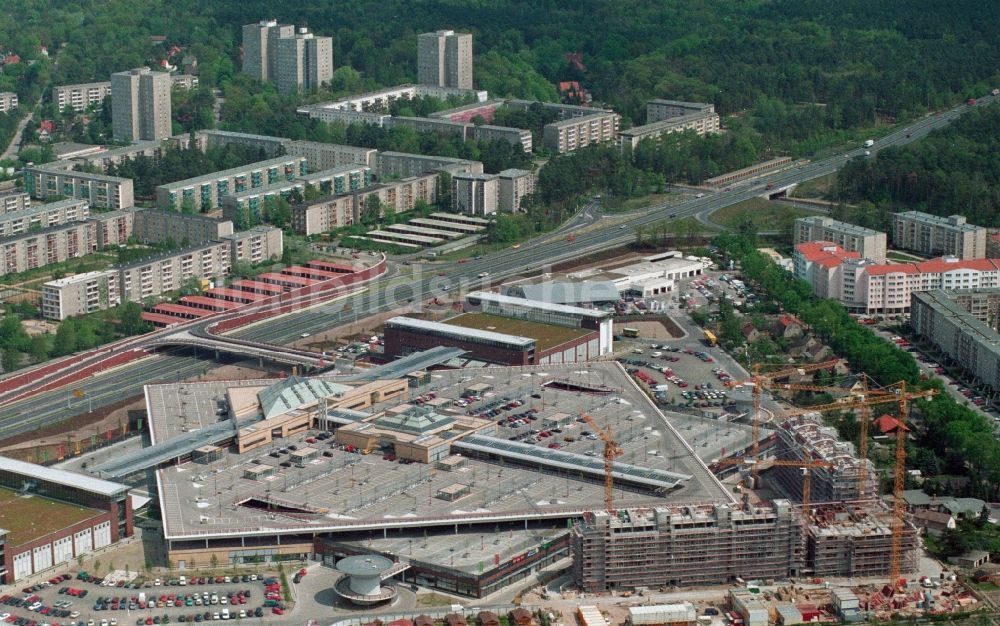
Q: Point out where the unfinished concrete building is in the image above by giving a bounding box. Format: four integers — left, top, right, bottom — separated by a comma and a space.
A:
806, 504, 918, 578
770, 413, 878, 503
572, 501, 802, 591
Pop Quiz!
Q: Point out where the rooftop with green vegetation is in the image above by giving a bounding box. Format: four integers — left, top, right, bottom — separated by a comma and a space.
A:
0, 486, 103, 544
442, 312, 592, 351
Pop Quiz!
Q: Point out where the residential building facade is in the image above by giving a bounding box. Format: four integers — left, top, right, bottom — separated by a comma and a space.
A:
111, 67, 172, 142
41, 270, 120, 320
0, 92, 17, 113
892, 211, 988, 259
90, 210, 135, 248
375, 151, 482, 179
242, 21, 332, 93
794, 242, 1000, 314
273, 29, 334, 93
52, 81, 113, 113
221, 226, 284, 265
297, 164, 372, 197
497, 169, 536, 212
794, 216, 887, 262
22, 164, 134, 210
417, 30, 473, 90
220, 180, 305, 228
286, 141, 377, 169
542, 111, 621, 154
453, 173, 499, 215
132, 209, 233, 245
0, 199, 89, 238
118, 242, 230, 303
291, 195, 355, 235
0, 190, 30, 214
155, 156, 307, 212
0, 222, 98, 276
241, 20, 294, 82
646, 100, 716, 123
911, 289, 1000, 392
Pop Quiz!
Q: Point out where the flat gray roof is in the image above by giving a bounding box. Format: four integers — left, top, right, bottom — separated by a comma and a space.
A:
387, 316, 536, 348
158, 156, 305, 191
467, 290, 611, 319
0, 456, 128, 497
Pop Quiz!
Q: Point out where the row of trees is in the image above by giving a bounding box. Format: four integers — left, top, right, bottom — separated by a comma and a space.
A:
714, 233, 1000, 502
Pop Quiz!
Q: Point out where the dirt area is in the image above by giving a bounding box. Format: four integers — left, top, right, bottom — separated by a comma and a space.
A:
22, 318, 58, 336
617, 318, 685, 340
552, 247, 643, 274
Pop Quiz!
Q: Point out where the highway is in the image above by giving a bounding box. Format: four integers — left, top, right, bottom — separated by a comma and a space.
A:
0, 95, 992, 440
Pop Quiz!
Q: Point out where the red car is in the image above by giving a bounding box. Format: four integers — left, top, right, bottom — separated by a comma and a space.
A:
298, 568, 307, 578
273, 608, 285, 615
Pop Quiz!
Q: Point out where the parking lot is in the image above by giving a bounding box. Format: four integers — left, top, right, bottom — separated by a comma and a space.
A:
1, 571, 290, 626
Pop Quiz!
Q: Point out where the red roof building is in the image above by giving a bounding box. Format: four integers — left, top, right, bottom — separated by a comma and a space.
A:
873, 414, 910, 435
181, 295, 243, 311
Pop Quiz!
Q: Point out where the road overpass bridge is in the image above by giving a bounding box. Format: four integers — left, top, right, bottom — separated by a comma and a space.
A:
146, 330, 329, 367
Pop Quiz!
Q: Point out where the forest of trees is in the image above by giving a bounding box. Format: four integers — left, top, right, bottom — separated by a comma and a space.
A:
1, 1, 999, 162
834, 104, 1000, 227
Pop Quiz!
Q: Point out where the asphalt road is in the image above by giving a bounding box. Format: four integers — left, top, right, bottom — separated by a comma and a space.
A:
0, 96, 992, 439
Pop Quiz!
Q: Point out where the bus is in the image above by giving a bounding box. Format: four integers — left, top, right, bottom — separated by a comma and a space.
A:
703, 329, 718, 346
622, 327, 640, 338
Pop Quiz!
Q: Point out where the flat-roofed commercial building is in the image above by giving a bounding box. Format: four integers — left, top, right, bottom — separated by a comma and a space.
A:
22, 164, 134, 210
892, 211, 988, 259
132, 209, 234, 245
0, 221, 98, 277
464, 290, 613, 354
52, 81, 112, 112
118, 242, 230, 303
497, 168, 536, 212
453, 173, 499, 215
384, 316, 539, 366
794, 216, 887, 263
543, 111, 620, 154
0, 190, 30, 214
376, 151, 483, 179
220, 226, 283, 265
0, 199, 89, 238
156, 156, 308, 212
41, 270, 120, 320
0, 457, 132, 584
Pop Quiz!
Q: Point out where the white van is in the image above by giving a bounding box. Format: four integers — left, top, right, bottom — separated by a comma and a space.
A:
179, 576, 187, 586
221, 608, 230, 620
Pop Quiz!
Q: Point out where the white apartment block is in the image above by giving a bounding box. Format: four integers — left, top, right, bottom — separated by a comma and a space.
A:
41, 270, 120, 320
118, 242, 230, 303
497, 168, 536, 212
292, 195, 355, 236
453, 173, 499, 215
794, 241, 1000, 314
794, 216, 887, 262
618, 112, 721, 151
0, 222, 98, 276
170, 75, 199, 90
375, 151, 482, 179
111, 67, 172, 142
417, 30, 473, 90
52, 81, 113, 112
0, 199, 89, 238
892, 211, 987, 259
542, 111, 621, 154
0, 91, 18, 113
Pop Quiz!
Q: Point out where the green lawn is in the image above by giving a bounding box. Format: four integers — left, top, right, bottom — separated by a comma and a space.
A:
710, 198, 821, 232
1, 252, 117, 287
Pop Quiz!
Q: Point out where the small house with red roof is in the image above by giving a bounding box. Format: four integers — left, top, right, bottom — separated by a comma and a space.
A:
772, 313, 805, 340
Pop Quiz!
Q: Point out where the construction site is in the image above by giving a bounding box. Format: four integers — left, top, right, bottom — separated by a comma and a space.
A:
70, 306, 968, 617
